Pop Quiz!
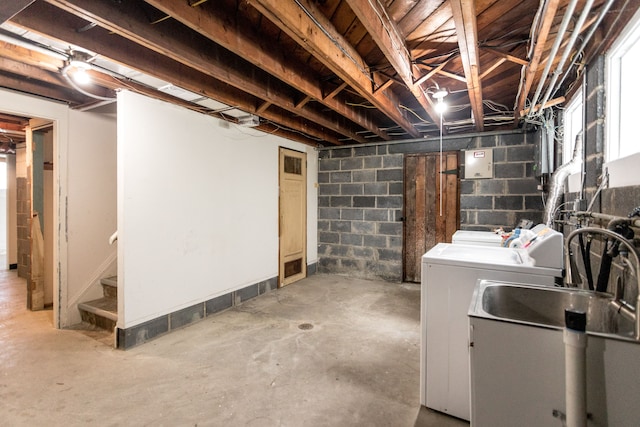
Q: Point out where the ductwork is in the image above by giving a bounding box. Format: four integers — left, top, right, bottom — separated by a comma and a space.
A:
544, 131, 583, 226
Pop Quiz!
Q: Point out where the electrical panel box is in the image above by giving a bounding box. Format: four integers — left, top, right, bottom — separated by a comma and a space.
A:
464, 149, 493, 179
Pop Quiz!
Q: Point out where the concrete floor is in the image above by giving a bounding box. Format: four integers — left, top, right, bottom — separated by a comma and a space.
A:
0, 270, 468, 426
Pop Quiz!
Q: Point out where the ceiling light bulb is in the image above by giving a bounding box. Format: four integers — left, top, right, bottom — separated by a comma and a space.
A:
435, 100, 447, 114
72, 68, 91, 85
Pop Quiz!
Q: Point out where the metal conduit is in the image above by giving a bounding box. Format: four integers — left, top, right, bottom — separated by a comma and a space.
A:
528, 0, 579, 118
538, 0, 596, 113
552, 0, 616, 98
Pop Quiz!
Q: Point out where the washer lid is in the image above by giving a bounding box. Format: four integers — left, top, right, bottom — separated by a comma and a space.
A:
422, 243, 563, 277
452, 230, 504, 244
424, 243, 523, 266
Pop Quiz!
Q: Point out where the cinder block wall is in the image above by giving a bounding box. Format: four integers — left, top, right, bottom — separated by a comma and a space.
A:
318, 131, 545, 282
318, 145, 404, 282
461, 132, 544, 230
564, 55, 640, 303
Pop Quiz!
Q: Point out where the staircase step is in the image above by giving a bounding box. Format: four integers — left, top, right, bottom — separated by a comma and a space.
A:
78, 297, 117, 331
101, 276, 117, 298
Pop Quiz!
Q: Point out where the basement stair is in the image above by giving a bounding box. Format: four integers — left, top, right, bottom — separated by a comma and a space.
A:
78, 276, 117, 331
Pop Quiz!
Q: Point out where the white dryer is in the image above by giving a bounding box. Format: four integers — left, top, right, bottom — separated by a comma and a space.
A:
420, 228, 563, 421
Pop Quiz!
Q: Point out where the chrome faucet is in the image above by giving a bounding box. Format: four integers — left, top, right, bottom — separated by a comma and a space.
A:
565, 227, 640, 340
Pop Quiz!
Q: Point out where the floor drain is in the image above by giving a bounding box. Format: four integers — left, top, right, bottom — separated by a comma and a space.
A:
298, 323, 314, 330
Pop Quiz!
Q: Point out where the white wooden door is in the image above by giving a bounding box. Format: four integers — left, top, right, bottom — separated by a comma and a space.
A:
279, 148, 306, 286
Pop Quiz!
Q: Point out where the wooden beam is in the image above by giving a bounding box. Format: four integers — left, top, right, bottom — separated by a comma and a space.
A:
0, 40, 64, 71
324, 82, 348, 100
345, 0, 440, 127
13, 2, 344, 145
44, 0, 366, 143
0, 55, 66, 88
0, 72, 86, 104
479, 57, 506, 80
450, 0, 484, 131
256, 101, 271, 115
145, 0, 388, 140
483, 47, 528, 66
515, 0, 561, 119
414, 60, 449, 86
247, 0, 421, 137
295, 96, 311, 109
416, 63, 466, 83
519, 96, 565, 116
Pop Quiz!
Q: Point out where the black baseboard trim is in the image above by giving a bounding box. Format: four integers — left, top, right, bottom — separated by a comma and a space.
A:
116, 276, 278, 350
307, 262, 317, 276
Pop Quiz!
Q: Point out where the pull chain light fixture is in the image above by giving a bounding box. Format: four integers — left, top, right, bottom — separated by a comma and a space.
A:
432, 87, 447, 216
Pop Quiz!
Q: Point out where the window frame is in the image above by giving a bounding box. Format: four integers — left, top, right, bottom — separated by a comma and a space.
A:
606, 7, 640, 163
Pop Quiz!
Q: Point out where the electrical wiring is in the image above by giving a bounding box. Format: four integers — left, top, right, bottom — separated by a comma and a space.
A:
345, 102, 377, 109
399, 105, 433, 124
262, 119, 325, 142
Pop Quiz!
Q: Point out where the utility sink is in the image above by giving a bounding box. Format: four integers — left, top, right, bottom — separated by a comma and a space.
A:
469, 281, 637, 340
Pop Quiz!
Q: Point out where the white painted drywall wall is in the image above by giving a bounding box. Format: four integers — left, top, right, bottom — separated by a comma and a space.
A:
117, 91, 318, 328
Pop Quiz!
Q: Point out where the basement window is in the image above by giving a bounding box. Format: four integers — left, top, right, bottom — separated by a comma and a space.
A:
562, 92, 583, 165
605, 7, 640, 189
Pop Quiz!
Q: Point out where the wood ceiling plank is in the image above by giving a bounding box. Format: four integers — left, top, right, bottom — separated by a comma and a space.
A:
0, 0, 35, 24
387, 0, 420, 22
247, 0, 421, 137
450, 0, 484, 131
398, 0, 445, 36
13, 2, 343, 145
145, 0, 386, 141
346, 0, 440, 126
482, 47, 528, 66
45, 0, 365, 142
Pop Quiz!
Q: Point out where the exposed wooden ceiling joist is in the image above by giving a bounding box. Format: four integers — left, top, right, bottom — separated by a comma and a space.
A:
44, 0, 361, 143
345, 0, 440, 127
247, 0, 421, 138
145, 0, 389, 141
13, 2, 338, 145
0, 0, 626, 144
450, 0, 484, 131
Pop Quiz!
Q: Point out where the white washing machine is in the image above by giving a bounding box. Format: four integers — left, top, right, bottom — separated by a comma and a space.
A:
420, 228, 563, 421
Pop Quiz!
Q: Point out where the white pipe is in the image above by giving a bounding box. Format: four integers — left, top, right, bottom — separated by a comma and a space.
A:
564, 311, 588, 427
528, 0, 579, 117
539, 0, 596, 112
